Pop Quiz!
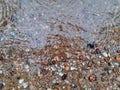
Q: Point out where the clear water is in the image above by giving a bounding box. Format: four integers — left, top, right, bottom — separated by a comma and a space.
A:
1, 0, 120, 49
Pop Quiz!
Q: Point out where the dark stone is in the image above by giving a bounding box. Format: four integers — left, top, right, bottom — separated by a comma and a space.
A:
61, 74, 67, 80
108, 62, 111, 66
73, 84, 77, 88
94, 48, 101, 54
104, 67, 109, 71
87, 43, 94, 49
0, 83, 4, 89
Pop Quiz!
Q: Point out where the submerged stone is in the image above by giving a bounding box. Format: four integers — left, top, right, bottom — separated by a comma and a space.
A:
87, 43, 94, 49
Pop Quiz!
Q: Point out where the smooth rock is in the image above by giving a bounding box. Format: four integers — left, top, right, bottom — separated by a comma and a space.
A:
19, 79, 24, 84
70, 67, 77, 70
116, 56, 120, 62
23, 82, 28, 88
0, 83, 4, 89
0, 70, 3, 74
47, 88, 52, 90
102, 52, 108, 57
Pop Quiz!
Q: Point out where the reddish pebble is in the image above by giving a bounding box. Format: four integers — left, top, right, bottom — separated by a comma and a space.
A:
0, 56, 4, 62
88, 74, 96, 82
79, 55, 87, 61
52, 60, 56, 65
41, 61, 48, 66
94, 48, 101, 54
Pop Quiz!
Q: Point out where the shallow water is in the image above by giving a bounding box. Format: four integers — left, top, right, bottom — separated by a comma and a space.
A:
1, 0, 120, 48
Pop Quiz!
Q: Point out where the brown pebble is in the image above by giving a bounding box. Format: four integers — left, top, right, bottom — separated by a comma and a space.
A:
40, 68, 48, 75
0, 56, 4, 62
88, 74, 96, 82
64, 66, 70, 71
76, 55, 87, 61
0, 30, 4, 33
41, 61, 48, 66
116, 56, 120, 62
78, 78, 83, 84
94, 48, 101, 54
104, 57, 109, 63
2, 20, 7, 26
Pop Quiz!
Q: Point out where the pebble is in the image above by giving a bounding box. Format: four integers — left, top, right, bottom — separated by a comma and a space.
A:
47, 88, 52, 90
94, 48, 101, 54
70, 67, 77, 70
87, 43, 94, 49
113, 62, 119, 67
117, 76, 120, 81
0, 83, 4, 89
79, 78, 83, 84
58, 72, 64, 76
64, 66, 70, 71
0, 70, 3, 74
65, 52, 71, 58
61, 74, 67, 80
24, 65, 29, 72
88, 75, 96, 82
116, 56, 120, 62
102, 52, 108, 57
51, 66, 56, 71
116, 50, 120, 53
18, 79, 24, 84
22, 82, 28, 88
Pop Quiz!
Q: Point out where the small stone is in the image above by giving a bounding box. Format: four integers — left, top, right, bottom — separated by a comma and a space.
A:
70, 67, 77, 70
51, 66, 56, 71
24, 65, 29, 72
0, 56, 4, 62
116, 56, 120, 62
19, 79, 24, 84
65, 52, 71, 58
76, 55, 87, 61
51, 60, 56, 65
72, 84, 77, 88
87, 43, 94, 49
104, 57, 109, 63
30, 85, 35, 90
41, 61, 48, 66
102, 52, 108, 57
0, 83, 4, 89
94, 48, 101, 54
47, 88, 52, 90
58, 72, 64, 76
61, 74, 67, 80
116, 50, 120, 53
117, 76, 120, 81
0, 70, 3, 74
64, 66, 70, 71
39, 88, 43, 90
23, 82, 28, 88
88, 74, 97, 82
79, 78, 83, 84
2, 20, 7, 26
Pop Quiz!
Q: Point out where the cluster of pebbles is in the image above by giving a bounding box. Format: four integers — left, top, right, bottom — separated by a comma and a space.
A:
0, 30, 120, 90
